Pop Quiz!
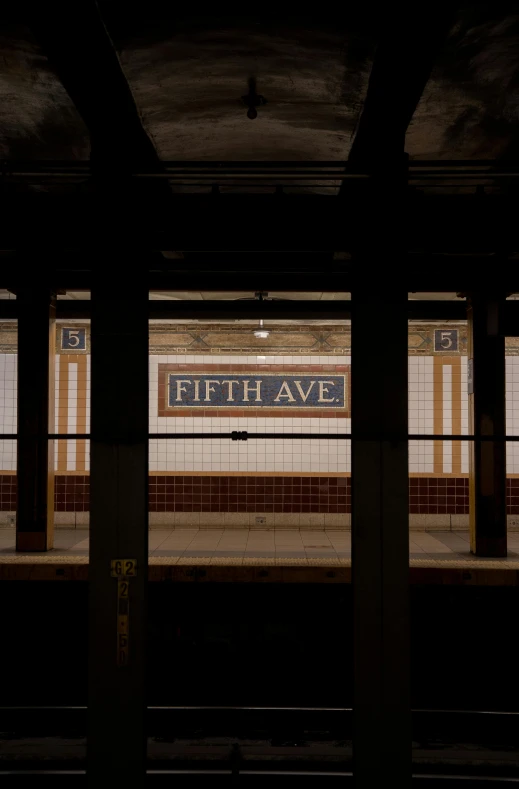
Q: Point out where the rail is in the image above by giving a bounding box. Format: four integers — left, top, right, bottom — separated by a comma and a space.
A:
0, 706, 518, 783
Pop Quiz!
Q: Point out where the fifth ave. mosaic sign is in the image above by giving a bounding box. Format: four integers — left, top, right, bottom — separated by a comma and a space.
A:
168, 373, 346, 408
158, 365, 349, 417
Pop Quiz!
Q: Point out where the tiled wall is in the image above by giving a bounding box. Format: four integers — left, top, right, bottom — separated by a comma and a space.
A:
149, 355, 350, 474
54, 354, 91, 472
0, 475, 517, 528
408, 356, 469, 475
148, 475, 349, 513
2, 320, 519, 529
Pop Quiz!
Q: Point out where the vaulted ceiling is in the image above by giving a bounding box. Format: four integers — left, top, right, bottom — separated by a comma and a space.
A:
1, 4, 519, 283
1, 5, 519, 164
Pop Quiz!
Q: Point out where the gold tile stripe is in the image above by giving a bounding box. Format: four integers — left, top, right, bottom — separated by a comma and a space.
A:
57, 355, 69, 472
3, 470, 496, 477
451, 356, 462, 474
1, 470, 349, 477
409, 471, 469, 478
147, 470, 350, 477
433, 356, 443, 473
4, 468, 519, 477
75, 355, 87, 471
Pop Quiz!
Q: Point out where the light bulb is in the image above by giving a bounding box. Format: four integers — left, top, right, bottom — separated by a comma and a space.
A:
253, 319, 269, 339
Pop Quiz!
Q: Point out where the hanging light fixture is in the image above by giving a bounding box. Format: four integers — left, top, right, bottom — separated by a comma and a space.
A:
235, 291, 288, 340
253, 318, 270, 339
252, 291, 270, 339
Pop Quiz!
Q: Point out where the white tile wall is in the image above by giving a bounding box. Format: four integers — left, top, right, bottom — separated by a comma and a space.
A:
0, 439, 16, 471
0, 353, 17, 436
0, 350, 518, 476
408, 356, 434, 473
506, 357, 519, 474
85, 355, 91, 470
0, 353, 17, 469
461, 356, 469, 474
149, 354, 350, 474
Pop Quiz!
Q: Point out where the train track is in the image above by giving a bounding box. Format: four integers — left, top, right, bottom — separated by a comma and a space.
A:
1, 707, 518, 784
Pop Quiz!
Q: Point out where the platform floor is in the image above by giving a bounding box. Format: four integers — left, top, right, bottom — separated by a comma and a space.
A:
1, 528, 519, 564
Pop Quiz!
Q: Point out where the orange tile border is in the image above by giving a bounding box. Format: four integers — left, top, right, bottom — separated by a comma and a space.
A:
408, 471, 469, 478
0, 469, 351, 478
5, 465, 519, 480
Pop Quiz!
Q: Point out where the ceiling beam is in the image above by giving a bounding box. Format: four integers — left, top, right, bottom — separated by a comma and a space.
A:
2, 250, 514, 294
30, 2, 157, 166
28, 1, 170, 217
347, 7, 455, 173
1, 193, 518, 255
4, 300, 519, 326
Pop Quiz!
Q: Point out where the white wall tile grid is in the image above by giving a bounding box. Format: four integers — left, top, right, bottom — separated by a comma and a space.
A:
150, 355, 350, 473
0, 351, 517, 474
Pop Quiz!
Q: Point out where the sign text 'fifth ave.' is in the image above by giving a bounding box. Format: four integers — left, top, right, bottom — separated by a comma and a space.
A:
168, 373, 346, 409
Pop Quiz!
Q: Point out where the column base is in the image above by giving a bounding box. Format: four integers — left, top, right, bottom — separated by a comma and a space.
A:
471, 536, 507, 558
16, 532, 53, 552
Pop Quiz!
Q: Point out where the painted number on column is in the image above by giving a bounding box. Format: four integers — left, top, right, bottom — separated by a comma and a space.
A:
118, 634, 129, 667
434, 329, 458, 352
61, 327, 86, 351
111, 559, 137, 667
111, 559, 137, 578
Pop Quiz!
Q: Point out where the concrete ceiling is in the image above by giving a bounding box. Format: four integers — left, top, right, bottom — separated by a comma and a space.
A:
1, 7, 519, 163
0, 25, 89, 160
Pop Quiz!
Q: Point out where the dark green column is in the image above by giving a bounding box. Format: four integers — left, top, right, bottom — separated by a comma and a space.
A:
16, 287, 56, 552
87, 277, 148, 781
351, 286, 410, 787
467, 293, 507, 557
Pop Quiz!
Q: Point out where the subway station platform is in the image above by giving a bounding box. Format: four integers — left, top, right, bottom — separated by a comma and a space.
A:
1, 529, 519, 584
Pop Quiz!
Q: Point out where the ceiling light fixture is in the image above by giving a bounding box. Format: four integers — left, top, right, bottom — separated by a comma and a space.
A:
241, 77, 266, 120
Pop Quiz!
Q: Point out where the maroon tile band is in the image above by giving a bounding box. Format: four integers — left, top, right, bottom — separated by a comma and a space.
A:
148, 475, 349, 513
0, 475, 518, 515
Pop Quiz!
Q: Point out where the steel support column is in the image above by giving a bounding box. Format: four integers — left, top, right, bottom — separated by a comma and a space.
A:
352, 287, 410, 786
16, 287, 56, 552
468, 293, 507, 557
87, 277, 148, 781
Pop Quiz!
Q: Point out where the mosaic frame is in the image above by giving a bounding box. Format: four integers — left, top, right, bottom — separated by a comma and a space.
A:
157, 363, 350, 418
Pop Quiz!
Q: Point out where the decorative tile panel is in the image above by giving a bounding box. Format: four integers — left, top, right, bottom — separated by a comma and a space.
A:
158, 364, 350, 418
60, 327, 87, 352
